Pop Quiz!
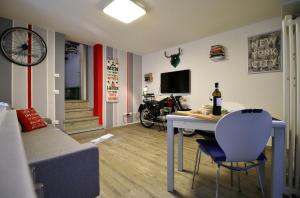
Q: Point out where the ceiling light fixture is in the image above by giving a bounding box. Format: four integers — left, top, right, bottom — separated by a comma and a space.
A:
103, 0, 146, 24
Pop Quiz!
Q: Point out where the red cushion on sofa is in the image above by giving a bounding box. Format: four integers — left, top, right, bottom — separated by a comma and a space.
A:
16, 108, 47, 132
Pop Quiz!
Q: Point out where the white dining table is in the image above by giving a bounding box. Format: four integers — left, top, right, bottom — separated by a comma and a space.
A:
166, 114, 286, 198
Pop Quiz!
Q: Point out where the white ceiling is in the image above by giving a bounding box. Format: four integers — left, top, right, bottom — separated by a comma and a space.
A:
0, 0, 280, 55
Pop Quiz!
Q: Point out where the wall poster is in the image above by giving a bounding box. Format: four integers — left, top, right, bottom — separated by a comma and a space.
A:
248, 30, 281, 74
106, 58, 119, 103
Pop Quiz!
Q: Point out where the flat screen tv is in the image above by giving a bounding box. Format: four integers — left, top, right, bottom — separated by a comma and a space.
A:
160, 70, 191, 94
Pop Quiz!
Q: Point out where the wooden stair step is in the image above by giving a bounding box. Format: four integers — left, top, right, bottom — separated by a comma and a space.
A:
64, 100, 99, 134
65, 100, 89, 110
65, 107, 93, 112
65, 126, 104, 135
65, 100, 88, 103
64, 116, 98, 123
65, 108, 94, 120
64, 116, 100, 132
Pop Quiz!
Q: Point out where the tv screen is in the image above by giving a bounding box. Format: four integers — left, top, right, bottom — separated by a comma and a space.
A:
160, 70, 191, 93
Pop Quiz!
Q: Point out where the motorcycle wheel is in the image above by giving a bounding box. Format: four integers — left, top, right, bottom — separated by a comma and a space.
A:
182, 128, 196, 137
140, 108, 154, 128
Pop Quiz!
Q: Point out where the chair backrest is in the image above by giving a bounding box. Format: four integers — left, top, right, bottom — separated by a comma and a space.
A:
215, 109, 272, 162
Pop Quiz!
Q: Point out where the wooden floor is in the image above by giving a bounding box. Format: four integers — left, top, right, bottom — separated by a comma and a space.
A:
71, 124, 272, 198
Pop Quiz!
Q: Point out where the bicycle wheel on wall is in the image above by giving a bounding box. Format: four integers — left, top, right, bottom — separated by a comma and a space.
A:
0, 27, 47, 66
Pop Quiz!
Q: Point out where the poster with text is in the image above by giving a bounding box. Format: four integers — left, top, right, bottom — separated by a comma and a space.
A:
248, 31, 281, 74
106, 59, 119, 103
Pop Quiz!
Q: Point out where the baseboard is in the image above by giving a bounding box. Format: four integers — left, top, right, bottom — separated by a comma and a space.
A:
108, 121, 140, 129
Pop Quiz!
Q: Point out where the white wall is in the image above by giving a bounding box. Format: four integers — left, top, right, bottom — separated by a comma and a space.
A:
133, 55, 142, 115
12, 20, 28, 110
11, 20, 57, 122
46, 29, 56, 122
142, 17, 283, 119
87, 46, 94, 108
101, 46, 142, 128
32, 26, 51, 119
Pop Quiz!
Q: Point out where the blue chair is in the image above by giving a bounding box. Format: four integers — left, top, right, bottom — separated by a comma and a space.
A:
191, 109, 272, 197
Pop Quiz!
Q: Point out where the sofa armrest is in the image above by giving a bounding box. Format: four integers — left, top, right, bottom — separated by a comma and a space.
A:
29, 143, 100, 198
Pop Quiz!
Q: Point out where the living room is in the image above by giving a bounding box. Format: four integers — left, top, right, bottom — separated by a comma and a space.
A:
0, 0, 300, 198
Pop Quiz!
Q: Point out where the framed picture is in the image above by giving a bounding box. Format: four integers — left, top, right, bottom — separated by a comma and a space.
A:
210, 45, 225, 61
144, 73, 153, 82
106, 58, 119, 103
248, 30, 281, 74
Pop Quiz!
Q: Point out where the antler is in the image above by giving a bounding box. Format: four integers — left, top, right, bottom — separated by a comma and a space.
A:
165, 48, 182, 58
177, 48, 182, 56
164, 51, 171, 58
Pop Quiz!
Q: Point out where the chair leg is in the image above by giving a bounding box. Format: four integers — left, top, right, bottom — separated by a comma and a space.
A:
192, 146, 200, 189
216, 165, 220, 198
237, 170, 241, 192
256, 167, 265, 197
236, 162, 241, 192
230, 162, 233, 187
196, 151, 201, 175
245, 163, 248, 175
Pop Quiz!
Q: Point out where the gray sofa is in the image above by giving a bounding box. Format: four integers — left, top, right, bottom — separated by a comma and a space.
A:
0, 110, 36, 198
21, 119, 100, 198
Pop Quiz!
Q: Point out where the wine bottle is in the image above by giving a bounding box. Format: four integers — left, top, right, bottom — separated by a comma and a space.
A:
212, 82, 222, 115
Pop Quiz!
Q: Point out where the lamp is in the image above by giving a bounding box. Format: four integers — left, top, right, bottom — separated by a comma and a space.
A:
103, 0, 146, 24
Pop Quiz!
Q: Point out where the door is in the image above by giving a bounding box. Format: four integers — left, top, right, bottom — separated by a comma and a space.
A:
65, 41, 81, 100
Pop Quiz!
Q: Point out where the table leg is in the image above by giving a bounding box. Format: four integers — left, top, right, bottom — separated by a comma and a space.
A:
167, 120, 174, 192
271, 127, 285, 198
178, 128, 183, 172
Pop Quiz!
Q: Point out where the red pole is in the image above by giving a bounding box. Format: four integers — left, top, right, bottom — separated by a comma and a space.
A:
93, 44, 103, 125
27, 24, 32, 108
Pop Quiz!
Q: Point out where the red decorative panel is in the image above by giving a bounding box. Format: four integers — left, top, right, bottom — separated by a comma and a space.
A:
93, 44, 103, 125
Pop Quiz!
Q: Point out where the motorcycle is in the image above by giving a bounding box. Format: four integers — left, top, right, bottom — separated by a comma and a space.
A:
138, 94, 196, 136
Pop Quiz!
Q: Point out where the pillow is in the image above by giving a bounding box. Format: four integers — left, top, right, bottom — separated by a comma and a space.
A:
16, 108, 47, 132
0, 102, 9, 112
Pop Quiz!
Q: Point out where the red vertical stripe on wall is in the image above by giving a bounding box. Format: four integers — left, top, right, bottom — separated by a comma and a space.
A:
27, 24, 32, 108
93, 44, 103, 125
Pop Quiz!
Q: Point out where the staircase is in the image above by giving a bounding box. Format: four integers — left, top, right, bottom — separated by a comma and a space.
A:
64, 100, 102, 134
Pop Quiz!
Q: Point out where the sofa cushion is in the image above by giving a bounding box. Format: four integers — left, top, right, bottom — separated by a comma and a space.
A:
17, 108, 46, 132
21, 125, 80, 163
21, 124, 100, 198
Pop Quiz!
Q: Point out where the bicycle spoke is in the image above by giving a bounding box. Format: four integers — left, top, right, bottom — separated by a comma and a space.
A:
1, 27, 47, 66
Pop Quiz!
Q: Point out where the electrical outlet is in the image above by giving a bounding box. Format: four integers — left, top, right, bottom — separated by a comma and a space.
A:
53, 90, 59, 94
123, 112, 133, 116
52, 120, 59, 125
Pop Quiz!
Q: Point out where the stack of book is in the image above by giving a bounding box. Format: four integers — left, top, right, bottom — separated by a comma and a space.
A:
210, 45, 225, 61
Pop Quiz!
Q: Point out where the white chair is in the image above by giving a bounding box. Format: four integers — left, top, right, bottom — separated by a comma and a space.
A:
192, 109, 272, 197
